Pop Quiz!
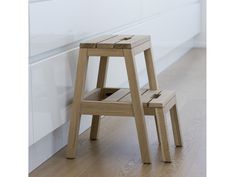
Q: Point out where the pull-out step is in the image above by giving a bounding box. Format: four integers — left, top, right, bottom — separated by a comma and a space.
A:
81, 88, 176, 116
103, 88, 175, 108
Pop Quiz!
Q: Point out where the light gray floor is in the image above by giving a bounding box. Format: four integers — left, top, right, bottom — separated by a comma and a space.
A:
30, 48, 206, 177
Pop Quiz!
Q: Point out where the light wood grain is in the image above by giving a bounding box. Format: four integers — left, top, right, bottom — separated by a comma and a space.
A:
170, 104, 183, 147
81, 101, 133, 116
124, 49, 151, 164
149, 90, 175, 107
141, 89, 161, 107
115, 35, 150, 49
143, 47, 161, 146
103, 88, 130, 102
83, 88, 101, 100
97, 35, 133, 49
155, 108, 171, 162
119, 88, 147, 102
81, 35, 150, 49
132, 41, 151, 55
88, 48, 124, 56
80, 35, 116, 48
90, 56, 109, 140
66, 48, 89, 158
144, 48, 159, 90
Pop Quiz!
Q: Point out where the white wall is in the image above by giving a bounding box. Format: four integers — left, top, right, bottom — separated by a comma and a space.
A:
194, 0, 206, 47
29, 0, 201, 172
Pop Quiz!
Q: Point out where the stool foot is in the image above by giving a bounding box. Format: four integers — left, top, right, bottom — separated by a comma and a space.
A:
66, 113, 82, 159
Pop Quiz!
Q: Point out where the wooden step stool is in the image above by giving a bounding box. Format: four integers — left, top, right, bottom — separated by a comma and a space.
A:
66, 35, 183, 163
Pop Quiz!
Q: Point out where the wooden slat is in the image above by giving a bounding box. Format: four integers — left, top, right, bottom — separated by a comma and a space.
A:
143, 107, 155, 115
83, 88, 101, 100
149, 90, 175, 107
80, 101, 133, 116
80, 35, 117, 48
119, 88, 147, 102
103, 87, 120, 94
97, 35, 133, 49
102, 87, 120, 98
103, 88, 130, 102
114, 35, 150, 49
132, 41, 151, 55
141, 89, 161, 107
87, 48, 124, 56
163, 96, 176, 113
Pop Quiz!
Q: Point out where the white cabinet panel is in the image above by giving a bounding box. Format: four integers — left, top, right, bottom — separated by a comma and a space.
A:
29, 0, 142, 57
31, 51, 77, 142
30, 50, 102, 142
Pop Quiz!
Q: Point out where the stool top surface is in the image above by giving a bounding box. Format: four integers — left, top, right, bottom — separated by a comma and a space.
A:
80, 35, 150, 49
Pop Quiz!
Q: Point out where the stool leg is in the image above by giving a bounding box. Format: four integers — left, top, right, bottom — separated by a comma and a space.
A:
90, 56, 109, 140
154, 116, 161, 144
124, 49, 151, 164
66, 48, 89, 158
170, 104, 183, 147
144, 48, 162, 144
154, 108, 171, 162
144, 48, 159, 90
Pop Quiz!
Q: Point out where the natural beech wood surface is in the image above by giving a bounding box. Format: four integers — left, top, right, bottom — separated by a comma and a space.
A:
123, 49, 151, 163
90, 56, 109, 140
80, 35, 150, 49
155, 108, 171, 162
66, 49, 89, 158
30, 49, 206, 177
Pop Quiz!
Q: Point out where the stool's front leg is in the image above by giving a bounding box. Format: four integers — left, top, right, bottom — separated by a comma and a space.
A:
170, 104, 183, 147
124, 49, 151, 164
66, 48, 89, 158
90, 56, 109, 140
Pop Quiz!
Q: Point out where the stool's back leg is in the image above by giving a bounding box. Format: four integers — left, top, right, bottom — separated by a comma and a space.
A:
124, 49, 151, 164
144, 48, 159, 90
155, 108, 171, 162
170, 104, 183, 147
66, 48, 89, 158
154, 116, 161, 144
90, 56, 109, 140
